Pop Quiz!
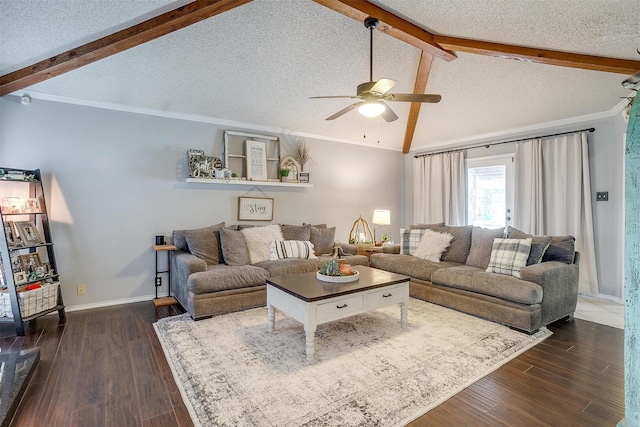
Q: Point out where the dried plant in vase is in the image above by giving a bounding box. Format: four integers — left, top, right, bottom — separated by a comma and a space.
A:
293, 139, 313, 171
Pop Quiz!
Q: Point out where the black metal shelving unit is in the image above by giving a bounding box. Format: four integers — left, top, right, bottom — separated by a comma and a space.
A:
0, 168, 65, 336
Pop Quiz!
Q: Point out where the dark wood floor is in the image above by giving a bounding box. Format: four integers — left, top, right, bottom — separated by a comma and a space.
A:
0, 301, 624, 427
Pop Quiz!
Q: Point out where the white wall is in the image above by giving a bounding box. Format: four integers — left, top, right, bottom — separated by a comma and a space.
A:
0, 97, 405, 309
405, 113, 627, 299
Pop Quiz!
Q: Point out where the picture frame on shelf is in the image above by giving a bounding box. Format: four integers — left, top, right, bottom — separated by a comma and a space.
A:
14, 271, 27, 285
4, 221, 17, 246
18, 253, 42, 272
299, 173, 310, 183
1, 197, 21, 214
245, 140, 267, 181
23, 198, 41, 213
15, 221, 43, 245
238, 196, 274, 221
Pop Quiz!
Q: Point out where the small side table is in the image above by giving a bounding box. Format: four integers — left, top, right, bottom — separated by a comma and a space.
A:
365, 246, 384, 259
153, 244, 177, 307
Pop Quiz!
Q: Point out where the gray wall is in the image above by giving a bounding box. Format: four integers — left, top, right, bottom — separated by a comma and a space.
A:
405, 113, 626, 299
0, 97, 405, 309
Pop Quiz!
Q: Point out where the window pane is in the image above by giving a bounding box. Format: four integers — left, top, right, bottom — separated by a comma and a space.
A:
467, 165, 506, 228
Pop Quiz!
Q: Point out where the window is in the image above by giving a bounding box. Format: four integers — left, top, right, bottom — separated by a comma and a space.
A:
466, 155, 513, 228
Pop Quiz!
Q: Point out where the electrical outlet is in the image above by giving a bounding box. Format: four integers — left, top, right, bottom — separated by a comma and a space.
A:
596, 191, 609, 201
77, 284, 86, 296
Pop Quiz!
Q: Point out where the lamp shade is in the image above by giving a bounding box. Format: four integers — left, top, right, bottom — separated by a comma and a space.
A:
372, 209, 391, 225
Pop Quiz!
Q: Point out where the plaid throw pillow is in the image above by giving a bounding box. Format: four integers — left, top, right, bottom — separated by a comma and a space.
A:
486, 238, 532, 278
269, 240, 318, 260
400, 228, 425, 255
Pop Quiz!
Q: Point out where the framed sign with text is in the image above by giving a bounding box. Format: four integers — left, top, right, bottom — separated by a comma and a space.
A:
238, 197, 274, 221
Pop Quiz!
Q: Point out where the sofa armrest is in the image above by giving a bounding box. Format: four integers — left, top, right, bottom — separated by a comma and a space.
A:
172, 251, 207, 292
340, 242, 359, 255
382, 244, 400, 254
520, 261, 579, 324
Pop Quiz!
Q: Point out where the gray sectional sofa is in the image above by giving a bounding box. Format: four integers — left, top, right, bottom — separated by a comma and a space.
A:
171, 222, 368, 319
370, 224, 579, 333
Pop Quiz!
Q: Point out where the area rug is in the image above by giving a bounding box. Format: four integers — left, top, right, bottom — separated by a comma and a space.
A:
154, 299, 550, 426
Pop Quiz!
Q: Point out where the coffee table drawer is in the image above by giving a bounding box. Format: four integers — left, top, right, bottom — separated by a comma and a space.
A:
366, 285, 405, 309
316, 294, 364, 322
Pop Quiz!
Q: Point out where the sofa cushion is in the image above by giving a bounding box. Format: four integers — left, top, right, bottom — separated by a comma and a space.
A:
431, 265, 543, 305
186, 264, 269, 294
254, 258, 322, 276
369, 253, 460, 282
182, 222, 226, 265
219, 227, 250, 266
465, 226, 505, 270
241, 224, 284, 264
506, 226, 553, 265
269, 240, 318, 260
429, 225, 473, 264
281, 224, 311, 241
486, 238, 532, 278
542, 235, 576, 264
400, 228, 425, 255
410, 222, 446, 229
310, 226, 336, 255
413, 229, 454, 262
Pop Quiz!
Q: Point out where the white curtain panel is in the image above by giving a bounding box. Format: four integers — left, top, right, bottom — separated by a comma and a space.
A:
414, 151, 466, 225
514, 132, 599, 295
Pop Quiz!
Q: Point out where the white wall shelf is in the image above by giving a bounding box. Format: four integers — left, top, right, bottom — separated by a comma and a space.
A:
186, 178, 313, 188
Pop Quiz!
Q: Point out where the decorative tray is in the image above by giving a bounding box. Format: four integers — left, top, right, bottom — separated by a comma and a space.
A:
316, 270, 360, 283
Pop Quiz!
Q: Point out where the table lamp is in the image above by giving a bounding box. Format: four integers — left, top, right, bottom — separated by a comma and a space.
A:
372, 209, 391, 245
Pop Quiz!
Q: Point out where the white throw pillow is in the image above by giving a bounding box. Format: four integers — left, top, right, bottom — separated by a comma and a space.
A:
413, 229, 454, 262
241, 225, 284, 264
269, 240, 318, 260
486, 238, 532, 278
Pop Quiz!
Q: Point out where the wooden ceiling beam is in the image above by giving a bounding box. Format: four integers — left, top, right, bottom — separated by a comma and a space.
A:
0, 0, 252, 96
312, 0, 457, 62
433, 35, 640, 75
402, 52, 434, 154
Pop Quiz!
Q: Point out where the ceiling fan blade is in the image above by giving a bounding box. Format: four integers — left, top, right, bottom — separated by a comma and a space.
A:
309, 95, 358, 99
369, 78, 397, 96
385, 93, 442, 103
326, 102, 363, 120
380, 102, 398, 122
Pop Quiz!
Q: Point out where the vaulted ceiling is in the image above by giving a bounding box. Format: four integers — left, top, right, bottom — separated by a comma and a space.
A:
1, 0, 638, 153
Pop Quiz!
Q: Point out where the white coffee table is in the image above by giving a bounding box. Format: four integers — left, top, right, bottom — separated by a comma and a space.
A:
266, 266, 409, 360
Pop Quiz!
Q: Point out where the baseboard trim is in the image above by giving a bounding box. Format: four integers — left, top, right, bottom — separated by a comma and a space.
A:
64, 292, 170, 313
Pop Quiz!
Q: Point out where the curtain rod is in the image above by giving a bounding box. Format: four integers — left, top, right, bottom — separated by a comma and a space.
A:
414, 127, 595, 158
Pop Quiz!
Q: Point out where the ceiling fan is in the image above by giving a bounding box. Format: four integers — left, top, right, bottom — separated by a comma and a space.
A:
310, 17, 441, 122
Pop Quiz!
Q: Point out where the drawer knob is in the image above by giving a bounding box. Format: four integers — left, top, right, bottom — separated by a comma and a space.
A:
336, 304, 348, 309
383, 293, 392, 298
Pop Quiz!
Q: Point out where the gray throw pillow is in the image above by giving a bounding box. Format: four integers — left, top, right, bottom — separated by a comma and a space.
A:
310, 226, 336, 255
183, 222, 226, 265
430, 225, 473, 263
465, 226, 506, 269
542, 235, 576, 264
219, 227, 250, 266
506, 226, 553, 265
281, 224, 311, 241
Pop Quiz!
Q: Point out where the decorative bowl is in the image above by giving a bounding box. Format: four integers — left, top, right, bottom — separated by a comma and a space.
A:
316, 270, 360, 283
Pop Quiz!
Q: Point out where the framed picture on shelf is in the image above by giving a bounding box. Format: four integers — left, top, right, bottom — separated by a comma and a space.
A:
15, 221, 43, 245
1, 197, 21, 214
14, 271, 27, 285
23, 198, 41, 213
4, 221, 17, 246
18, 253, 42, 272
245, 140, 267, 181
299, 173, 310, 183
238, 197, 274, 221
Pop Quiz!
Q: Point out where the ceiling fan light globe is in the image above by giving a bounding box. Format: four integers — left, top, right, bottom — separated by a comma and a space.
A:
358, 102, 385, 117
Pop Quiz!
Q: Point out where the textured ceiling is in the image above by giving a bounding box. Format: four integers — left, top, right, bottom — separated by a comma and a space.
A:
1, 0, 638, 152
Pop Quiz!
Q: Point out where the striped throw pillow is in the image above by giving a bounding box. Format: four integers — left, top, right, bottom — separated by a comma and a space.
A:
486, 238, 532, 278
269, 240, 318, 260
